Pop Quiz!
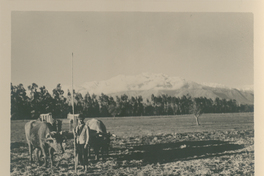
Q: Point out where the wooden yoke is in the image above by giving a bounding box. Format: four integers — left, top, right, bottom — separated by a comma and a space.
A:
39, 113, 54, 124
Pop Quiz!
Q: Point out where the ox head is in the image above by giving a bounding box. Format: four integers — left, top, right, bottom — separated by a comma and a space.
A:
45, 131, 66, 154
96, 131, 116, 148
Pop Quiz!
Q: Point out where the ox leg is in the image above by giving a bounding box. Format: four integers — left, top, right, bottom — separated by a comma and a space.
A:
106, 148, 109, 158
49, 148, 54, 168
38, 149, 42, 166
105, 144, 109, 158
94, 147, 99, 161
97, 148, 100, 161
102, 147, 107, 161
100, 147, 104, 161
35, 148, 40, 166
41, 146, 47, 167
28, 143, 33, 165
75, 154, 78, 171
94, 148, 98, 161
96, 143, 101, 161
103, 146, 108, 161
106, 144, 110, 159
87, 145, 90, 161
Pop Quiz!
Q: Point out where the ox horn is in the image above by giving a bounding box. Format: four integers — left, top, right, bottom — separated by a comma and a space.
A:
46, 131, 57, 139
50, 131, 57, 136
46, 133, 52, 139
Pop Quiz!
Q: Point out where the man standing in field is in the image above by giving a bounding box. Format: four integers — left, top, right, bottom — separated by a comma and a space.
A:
74, 114, 90, 172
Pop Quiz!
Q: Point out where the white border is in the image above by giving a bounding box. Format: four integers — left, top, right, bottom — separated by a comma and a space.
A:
1, 0, 263, 175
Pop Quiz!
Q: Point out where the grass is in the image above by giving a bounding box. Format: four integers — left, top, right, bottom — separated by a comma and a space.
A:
11, 112, 253, 142
10, 112, 254, 175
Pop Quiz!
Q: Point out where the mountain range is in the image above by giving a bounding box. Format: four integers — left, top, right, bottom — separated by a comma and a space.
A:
63, 73, 254, 105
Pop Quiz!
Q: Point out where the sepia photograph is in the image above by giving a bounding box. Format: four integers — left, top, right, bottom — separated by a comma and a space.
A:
1, 1, 263, 175
9, 11, 255, 175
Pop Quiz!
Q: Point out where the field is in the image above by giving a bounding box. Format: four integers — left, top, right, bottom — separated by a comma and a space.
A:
11, 113, 254, 175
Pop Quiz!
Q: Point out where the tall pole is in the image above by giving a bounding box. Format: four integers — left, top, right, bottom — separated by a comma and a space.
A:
71, 52, 74, 115
72, 52, 77, 173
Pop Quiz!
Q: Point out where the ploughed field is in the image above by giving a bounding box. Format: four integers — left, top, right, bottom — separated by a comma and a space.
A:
11, 113, 254, 175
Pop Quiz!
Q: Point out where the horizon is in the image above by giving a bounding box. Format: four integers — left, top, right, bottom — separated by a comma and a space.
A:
11, 71, 254, 106
11, 12, 253, 92
12, 72, 254, 98
11, 72, 254, 89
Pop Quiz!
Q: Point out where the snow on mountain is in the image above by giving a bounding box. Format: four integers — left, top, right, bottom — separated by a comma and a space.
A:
201, 82, 233, 89
78, 73, 187, 94
201, 82, 254, 92
236, 85, 254, 92
61, 73, 254, 104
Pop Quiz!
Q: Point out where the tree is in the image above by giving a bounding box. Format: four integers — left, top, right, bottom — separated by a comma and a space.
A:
120, 94, 129, 116
91, 94, 100, 117
190, 97, 205, 126
39, 86, 53, 113
26, 83, 55, 118
171, 97, 180, 115
11, 83, 31, 119
214, 97, 222, 113
130, 96, 137, 116
180, 94, 192, 114
108, 96, 119, 117
151, 95, 164, 115
99, 93, 110, 116
52, 84, 68, 118
144, 99, 154, 116
11, 82, 251, 119
74, 92, 83, 114
28, 83, 38, 100
83, 92, 92, 117
162, 94, 168, 115
136, 96, 144, 116
28, 83, 41, 118
203, 98, 214, 113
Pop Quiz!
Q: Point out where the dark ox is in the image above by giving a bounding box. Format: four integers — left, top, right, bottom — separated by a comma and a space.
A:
86, 118, 115, 160
25, 120, 65, 167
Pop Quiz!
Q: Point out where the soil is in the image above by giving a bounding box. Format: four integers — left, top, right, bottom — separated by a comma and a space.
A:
10, 129, 254, 175
10, 113, 254, 175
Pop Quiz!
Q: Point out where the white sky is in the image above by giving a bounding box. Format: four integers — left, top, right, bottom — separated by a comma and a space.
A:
11, 12, 253, 90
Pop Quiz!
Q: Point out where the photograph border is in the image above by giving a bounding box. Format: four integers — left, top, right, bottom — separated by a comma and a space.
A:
1, 0, 263, 175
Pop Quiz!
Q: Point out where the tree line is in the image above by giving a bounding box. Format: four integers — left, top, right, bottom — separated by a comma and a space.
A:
11, 83, 254, 120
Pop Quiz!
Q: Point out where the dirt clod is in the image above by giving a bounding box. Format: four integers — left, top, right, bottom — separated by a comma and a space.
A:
11, 129, 254, 175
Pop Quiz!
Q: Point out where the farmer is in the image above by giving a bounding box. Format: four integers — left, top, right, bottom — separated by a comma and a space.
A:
74, 114, 90, 172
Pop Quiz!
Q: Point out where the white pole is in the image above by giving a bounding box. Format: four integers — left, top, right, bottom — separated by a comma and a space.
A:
72, 52, 74, 115
72, 52, 77, 173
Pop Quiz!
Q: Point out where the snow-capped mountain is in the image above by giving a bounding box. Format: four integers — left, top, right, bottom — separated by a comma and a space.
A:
79, 73, 187, 94
62, 73, 254, 105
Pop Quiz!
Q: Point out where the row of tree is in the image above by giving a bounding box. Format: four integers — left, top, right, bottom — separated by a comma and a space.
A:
11, 83, 254, 120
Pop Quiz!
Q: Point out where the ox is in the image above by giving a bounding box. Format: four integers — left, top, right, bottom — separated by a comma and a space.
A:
86, 118, 115, 160
25, 120, 65, 167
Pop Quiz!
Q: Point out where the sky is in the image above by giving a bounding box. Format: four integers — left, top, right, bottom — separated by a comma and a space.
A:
11, 12, 253, 91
